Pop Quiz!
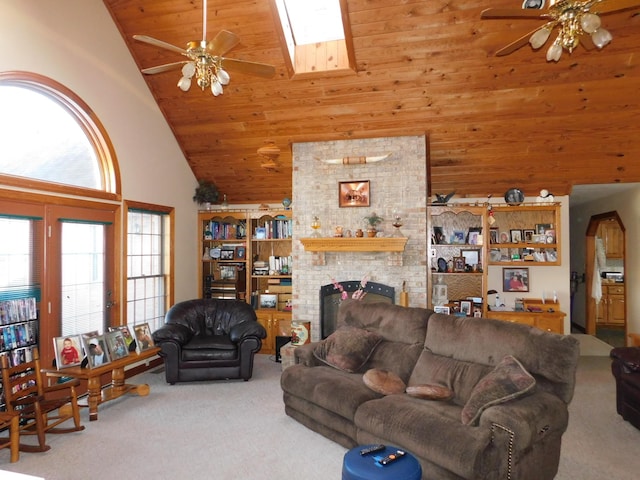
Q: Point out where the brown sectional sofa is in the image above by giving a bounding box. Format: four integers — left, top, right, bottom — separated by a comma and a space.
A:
281, 300, 579, 480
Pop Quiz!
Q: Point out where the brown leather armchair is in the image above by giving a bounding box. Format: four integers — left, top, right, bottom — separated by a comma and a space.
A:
152, 299, 266, 384
610, 346, 640, 429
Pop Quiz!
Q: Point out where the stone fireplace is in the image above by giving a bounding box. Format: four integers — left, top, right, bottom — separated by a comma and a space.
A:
319, 280, 395, 338
291, 135, 428, 342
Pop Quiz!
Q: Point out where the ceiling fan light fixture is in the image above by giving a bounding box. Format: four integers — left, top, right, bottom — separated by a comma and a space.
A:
546, 40, 563, 62
530, 27, 552, 49
182, 62, 196, 78
211, 80, 223, 96
591, 27, 612, 49
177, 76, 192, 91
217, 68, 230, 86
580, 12, 601, 33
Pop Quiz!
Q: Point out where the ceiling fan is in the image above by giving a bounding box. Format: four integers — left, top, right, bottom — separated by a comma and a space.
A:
481, 0, 640, 62
133, 0, 275, 96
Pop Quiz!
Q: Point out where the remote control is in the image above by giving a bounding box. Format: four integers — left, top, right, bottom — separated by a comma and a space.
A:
379, 449, 406, 466
360, 444, 385, 456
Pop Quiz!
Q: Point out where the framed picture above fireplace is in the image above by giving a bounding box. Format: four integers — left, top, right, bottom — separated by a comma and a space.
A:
339, 180, 370, 207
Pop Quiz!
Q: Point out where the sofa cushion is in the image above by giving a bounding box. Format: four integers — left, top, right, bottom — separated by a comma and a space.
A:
363, 369, 406, 395
406, 384, 453, 401
313, 326, 383, 373
461, 355, 536, 426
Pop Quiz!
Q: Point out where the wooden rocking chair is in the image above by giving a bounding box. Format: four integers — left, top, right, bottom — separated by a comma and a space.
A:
0, 347, 85, 452
0, 411, 19, 462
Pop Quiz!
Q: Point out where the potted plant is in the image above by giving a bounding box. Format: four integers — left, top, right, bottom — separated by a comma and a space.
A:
363, 212, 384, 237
193, 180, 219, 209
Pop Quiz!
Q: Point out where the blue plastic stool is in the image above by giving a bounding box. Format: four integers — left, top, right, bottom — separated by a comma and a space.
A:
342, 444, 422, 480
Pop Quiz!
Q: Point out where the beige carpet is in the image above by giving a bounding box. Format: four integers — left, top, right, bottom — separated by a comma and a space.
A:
2, 349, 639, 479
572, 333, 615, 356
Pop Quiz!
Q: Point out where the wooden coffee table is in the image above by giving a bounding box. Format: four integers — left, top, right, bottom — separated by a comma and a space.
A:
43, 347, 160, 421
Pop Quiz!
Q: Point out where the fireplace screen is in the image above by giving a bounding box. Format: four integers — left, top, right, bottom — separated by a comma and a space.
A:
319, 281, 395, 339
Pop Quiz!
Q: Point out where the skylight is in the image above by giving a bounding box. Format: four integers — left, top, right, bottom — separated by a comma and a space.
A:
272, 0, 356, 77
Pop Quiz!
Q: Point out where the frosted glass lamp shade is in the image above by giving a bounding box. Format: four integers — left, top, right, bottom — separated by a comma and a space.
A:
530, 28, 551, 49
591, 28, 612, 49
177, 76, 192, 91
580, 13, 601, 34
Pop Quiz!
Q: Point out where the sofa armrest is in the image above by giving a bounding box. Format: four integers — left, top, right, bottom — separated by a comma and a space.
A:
478, 391, 568, 451
294, 342, 323, 366
152, 323, 193, 346
611, 347, 640, 372
229, 321, 267, 342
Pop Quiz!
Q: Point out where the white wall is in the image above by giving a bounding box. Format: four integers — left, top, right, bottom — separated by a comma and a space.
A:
570, 187, 640, 341
0, 1, 199, 303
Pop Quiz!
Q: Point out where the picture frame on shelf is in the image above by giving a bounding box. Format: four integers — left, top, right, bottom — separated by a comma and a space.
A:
451, 231, 465, 244
523, 229, 535, 242
459, 300, 472, 316
219, 265, 236, 280
338, 180, 370, 207
220, 249, 234, 260
466, 227, 482, 244
499, 231, 509, 243
535, 223, 553, 235
489, 227, 499, 244
460, 249, 480, 267
545, 229, 556, 244
452, 256, 466, 272
503, 267, 530, 292
433, 306, 450, 314
108, 325, 138, 353
433, 226, 445, 244
53, 335, 83, 368
235, 246, 246, 259
133, 323, 154, 351
259, 294, 278, 309
510, 229, 522, 243
532, 234, 546, 244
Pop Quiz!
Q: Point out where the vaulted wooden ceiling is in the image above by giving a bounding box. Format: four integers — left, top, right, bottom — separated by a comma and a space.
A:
103, 0, 640, 204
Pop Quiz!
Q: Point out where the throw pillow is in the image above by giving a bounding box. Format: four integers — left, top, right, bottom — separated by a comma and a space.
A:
313, 326, 382, 373
461, 355, 536, 426
406, 384, 453, 401
363, 369, 406, 395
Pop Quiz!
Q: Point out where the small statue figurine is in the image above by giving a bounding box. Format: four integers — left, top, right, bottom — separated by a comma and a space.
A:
334, 226, 344, 237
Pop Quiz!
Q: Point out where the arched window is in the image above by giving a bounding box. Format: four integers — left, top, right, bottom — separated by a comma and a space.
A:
0, 72, 119, 196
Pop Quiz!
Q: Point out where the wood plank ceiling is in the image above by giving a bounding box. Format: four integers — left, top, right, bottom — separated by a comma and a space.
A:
103, 0, 640, 204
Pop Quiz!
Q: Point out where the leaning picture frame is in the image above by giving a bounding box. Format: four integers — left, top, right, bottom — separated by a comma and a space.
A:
105, 330, 129, 361
53, 335, 83, 369
108, 325, 139, 353
338, 180, 370, 207
82, 333, 111, 368
134, 323, 154, 352
460, 249, 480, 267
452, 256, 466, 272
459, 300, 472, 316
433, 305, 450, 314
259, 294, 278, 309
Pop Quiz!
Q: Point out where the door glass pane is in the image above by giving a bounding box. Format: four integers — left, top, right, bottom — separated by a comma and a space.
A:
61, 222, 105, 336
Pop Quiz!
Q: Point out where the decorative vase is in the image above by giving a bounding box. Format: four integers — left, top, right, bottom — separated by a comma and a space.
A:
355, 228, 363, 238
367, 228, 377, 237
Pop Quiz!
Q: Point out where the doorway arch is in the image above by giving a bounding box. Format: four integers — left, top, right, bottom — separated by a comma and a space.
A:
584, 211, 626, 340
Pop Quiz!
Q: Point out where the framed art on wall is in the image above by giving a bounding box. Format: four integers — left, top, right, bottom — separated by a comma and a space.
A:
338, 180, 370, 207
503, 268, 530, 292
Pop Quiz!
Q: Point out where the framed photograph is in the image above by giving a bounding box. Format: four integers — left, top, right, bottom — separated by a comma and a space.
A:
53, 335, 83, 368
220, 249, 234, 260
433, 305, 450, 314
510, 229, 522, 243
503, 268, 530, 292
535, 223, 552, 235
452, 256, 466, 272
82, 333, 111, 367
523, 229, 535, 242
461, 249, 480, 266
339, 180, 370, 207
499, 231, 509, 243
459, 300, 472, 316
532, 234, 546, 244
466, 227, 482, 244
219, 265, 237, 280
255, 227, 267, 239
259, 294, 278, 309
432, 226, 445, 244
108, 325, 138, 353
235, 246, 246, 259
133, 323, 154, 351
451, 230, 465, 244
105, 330, 129, 361
489, 228, 499, 244
545, 229, 556, 244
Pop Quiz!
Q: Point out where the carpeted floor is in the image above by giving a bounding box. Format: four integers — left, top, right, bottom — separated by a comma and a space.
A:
2, 344, 640, 479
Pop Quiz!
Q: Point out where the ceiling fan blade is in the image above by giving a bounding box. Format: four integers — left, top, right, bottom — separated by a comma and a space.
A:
592, 0, 640, 14
221, 58, 276, 78
495, 26, 548, 56
207, 30, 240, 56
133, 35, 187, 55
481, 8, 550, 19
141, 61, 187, 75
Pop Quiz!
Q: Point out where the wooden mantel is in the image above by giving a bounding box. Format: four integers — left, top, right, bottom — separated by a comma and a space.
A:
299, 237, 408, 252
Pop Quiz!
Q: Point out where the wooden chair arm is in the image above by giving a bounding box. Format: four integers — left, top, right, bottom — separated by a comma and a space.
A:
43, 378, 81, 393
11, 393, 45, 407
